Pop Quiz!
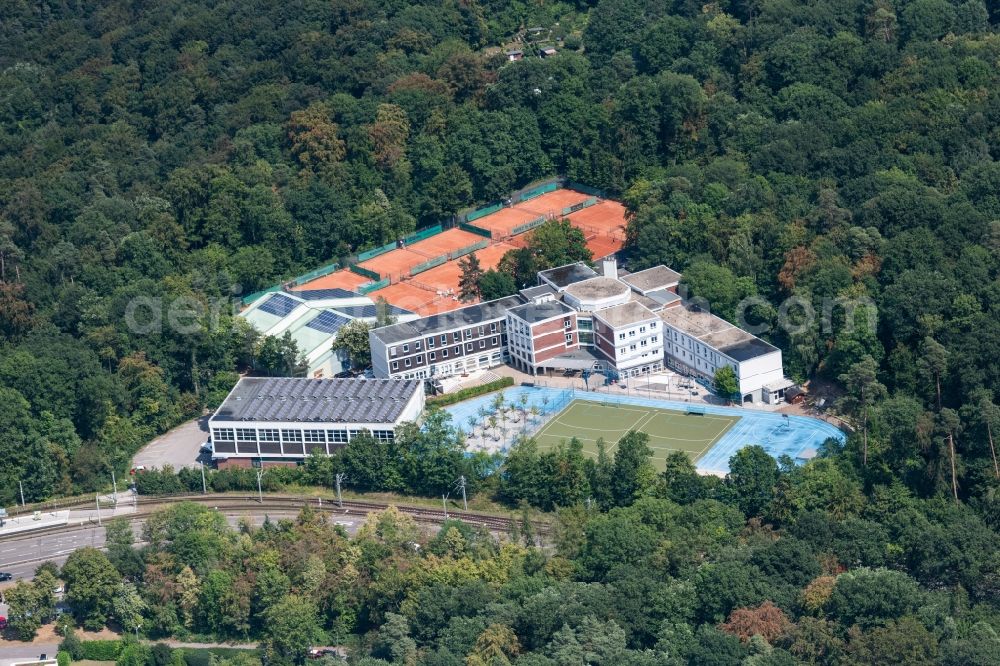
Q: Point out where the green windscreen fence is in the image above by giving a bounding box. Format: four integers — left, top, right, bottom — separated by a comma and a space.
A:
466, 202, 503, 222
566, 181, 606, 199
288, 262, 340, 287
358, 242, 397, 262
562, 197, 598, 216
460, 222, 493, 238
410, 254, 447, 276
511, 215, 547, 236
518, 181, 558, 201
449, 239, 489, 260
358, 278, 390, 294
403, 224, 443, 245
350, 265, 381, 280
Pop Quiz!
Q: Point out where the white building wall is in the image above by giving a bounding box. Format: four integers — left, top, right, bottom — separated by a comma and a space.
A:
735, 350, 785, 399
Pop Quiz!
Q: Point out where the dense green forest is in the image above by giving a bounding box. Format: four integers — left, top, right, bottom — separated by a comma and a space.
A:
2, 0, 1000, 662
3, 0, 997, 503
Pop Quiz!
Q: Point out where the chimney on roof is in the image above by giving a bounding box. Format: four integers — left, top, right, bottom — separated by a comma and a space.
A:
602, 256, 618, 280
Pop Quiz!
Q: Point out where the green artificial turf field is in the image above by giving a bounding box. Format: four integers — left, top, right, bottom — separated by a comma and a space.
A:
532, 399, 739, 470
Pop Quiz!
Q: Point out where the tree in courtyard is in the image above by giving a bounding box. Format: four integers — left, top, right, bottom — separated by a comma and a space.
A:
332, 319, 373, 370
478, 269, 517, 300
458, 252, 484, 302
527, 218, 593, 269
713, 366, 740, 403
256, 332, 304, 377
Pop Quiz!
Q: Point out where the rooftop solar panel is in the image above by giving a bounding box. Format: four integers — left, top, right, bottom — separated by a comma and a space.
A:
306, 310, 351, 334
297, 288, 359, 300
258, 293, 301, 317
332, 303, 413, 318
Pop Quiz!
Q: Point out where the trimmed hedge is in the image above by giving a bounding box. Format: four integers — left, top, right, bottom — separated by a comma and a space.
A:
78, 640, 122, 661
426, 377, 515, 407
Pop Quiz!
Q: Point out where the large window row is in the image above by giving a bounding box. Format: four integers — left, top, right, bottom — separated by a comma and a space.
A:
212, 427, 395, 445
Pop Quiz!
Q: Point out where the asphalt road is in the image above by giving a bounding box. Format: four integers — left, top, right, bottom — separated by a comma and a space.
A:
133, 415, 210, 470
0, 644, 58, 666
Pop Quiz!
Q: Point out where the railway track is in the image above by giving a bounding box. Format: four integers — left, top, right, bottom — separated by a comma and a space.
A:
0, 493, 544, 546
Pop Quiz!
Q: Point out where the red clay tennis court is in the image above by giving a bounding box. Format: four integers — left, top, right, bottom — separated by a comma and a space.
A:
412, 242, 516, 292
513, 189, 591, 217
565, 199, 627, 236
357, 248, 427, 282
405, 228, 484, 258
371, 282, 457, 316
468, 206, 542, 239
292, 269, 371, 292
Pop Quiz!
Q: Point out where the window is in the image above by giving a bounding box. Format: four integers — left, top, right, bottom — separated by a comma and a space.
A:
491, 336, 498, 345
564, 318, 571, 328
478, 326, 484, 335
402, 343, 409, 353
390, 346, 397, 356
565, 334, 572, 344
348, 429, 362, 439
416, 355, 423, 364
651, 322, 657, 329
641, 340, 647, 347
328, 430, 348, 443
391, 361, 399, 370
629, 330, 636, 337
404, 358, 411, 367
440, 334, 447, 344
442, 348, 448, 358
630, 344, 637, 351
281, 429, 302, 442
427, 337, 434, 348
304, 430, 325, 443
651, 336, 658, 343
464, 329, 472, 339
490, 322, 498, 332
258, 429, 280, 442
466, 343, 473, 352
373, 430, 395, 442
430, 351, 436, 361
236, 428, 256, 441
618, 333, 625, 340
454, 346, 461, 355
415, 341, 421, 351
214, 429, 235, 441
453, 332, 460, 342
640, 326, 646, 333
479, 340, 486, 349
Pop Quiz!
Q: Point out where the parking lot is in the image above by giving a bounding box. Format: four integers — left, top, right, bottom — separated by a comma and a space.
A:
132, 415, 210, 470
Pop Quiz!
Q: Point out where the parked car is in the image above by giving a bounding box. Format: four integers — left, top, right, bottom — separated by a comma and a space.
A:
0, 572, 13, 581
200, 439, 213, 453
0, 616, 8, 629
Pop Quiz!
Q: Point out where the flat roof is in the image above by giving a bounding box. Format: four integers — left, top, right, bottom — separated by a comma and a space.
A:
563, 276, 630, 301
620, 266, 681, 292
371, 295, 525, 345
211, 377, 420, 424
520, 284, 556, 300
660, 302, 778, 362
538, 262, 599, 289
592, 301, 657, 328
508, 300, 575, 324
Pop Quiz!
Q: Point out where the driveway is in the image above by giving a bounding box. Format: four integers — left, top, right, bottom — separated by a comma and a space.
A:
133, 415, 210, 470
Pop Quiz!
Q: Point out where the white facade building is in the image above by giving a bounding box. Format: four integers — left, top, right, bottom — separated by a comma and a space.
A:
209, 377, 424, 465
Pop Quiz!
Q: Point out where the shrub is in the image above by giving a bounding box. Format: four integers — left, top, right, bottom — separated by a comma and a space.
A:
426, 377, 515, 407
59, 628, 82, 659
57, 651, 71, 666
78, 639, 123, 661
